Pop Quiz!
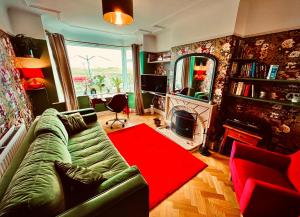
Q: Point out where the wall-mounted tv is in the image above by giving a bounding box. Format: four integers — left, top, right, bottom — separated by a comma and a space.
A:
141, 74, 167, 94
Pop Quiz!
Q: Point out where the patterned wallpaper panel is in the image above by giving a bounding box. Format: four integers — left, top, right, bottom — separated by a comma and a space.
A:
169, 29, 300, 153
171, 35, 239, 106
228, 29, 300, 153
239, 29, 300, 80
0, 30, 32, 138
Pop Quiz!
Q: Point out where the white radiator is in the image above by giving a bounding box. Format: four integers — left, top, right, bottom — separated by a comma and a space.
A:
0, 123, 27, 178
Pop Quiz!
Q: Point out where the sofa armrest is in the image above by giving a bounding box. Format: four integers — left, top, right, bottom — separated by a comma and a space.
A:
230, 141, 291, 172
61, 108, 97, 124
57, 167, 149, 217
240, 178, 300, 217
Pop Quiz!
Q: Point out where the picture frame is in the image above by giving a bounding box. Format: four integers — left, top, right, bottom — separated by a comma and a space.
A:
267, 65, 279, 79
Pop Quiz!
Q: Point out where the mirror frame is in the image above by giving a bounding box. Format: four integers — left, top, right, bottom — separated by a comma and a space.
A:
173, 53, 218, 103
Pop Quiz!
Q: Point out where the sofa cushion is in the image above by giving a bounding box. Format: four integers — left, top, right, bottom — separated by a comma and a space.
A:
34, 108, 69, 144
231, 158, 295, 199
57, 113, 87, 135
55, 161, 106, 208
55, 161, 105, 186
67, 122, 128, 179
0, 133, 72, 217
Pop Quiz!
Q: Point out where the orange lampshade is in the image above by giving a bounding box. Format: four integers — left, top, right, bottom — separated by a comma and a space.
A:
102, 0, 133, 25
21, 68, 44, 79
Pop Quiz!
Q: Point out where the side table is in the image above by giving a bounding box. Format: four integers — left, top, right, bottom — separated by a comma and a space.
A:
219, 124, 262, 153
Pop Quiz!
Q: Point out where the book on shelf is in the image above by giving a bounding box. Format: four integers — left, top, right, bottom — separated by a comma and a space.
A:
231, 62, 238, 75
243, 84, 251, 97
267, 65, 279, 79
232, 61, 269, 79
251, 84, 255, 98
236, 82, 244, 96
230, 82, 255, 97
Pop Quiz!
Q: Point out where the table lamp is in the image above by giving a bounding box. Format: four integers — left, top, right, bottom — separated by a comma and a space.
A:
21, 68, 44, 90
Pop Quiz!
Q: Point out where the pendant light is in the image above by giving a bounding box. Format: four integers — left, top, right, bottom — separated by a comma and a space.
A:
102, 0, 134, 25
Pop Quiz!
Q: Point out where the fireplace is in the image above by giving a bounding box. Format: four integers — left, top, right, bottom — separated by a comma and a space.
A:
171, 109, 197, 139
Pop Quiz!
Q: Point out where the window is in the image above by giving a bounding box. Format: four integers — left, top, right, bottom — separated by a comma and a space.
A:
66, 44, 133, 96
126, 49, 134, 92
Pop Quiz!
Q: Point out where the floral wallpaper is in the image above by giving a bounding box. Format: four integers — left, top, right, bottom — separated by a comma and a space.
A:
229, 29, 300, 153
0, 30, 32, 138
171, 35, 239, 106
165, 29, 300, 153
239, 29, 300, 80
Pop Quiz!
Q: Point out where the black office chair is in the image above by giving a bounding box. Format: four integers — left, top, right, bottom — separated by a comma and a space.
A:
105, 94, 128, 129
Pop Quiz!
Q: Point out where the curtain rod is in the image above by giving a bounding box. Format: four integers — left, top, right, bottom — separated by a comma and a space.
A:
45, 30, 142, 48
65, 39, 130, 48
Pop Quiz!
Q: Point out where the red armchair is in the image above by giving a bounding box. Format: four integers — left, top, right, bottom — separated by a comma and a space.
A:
230, 141, 300, 217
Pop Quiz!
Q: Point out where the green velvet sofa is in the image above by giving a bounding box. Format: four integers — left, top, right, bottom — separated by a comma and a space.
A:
0, 108, 149, 217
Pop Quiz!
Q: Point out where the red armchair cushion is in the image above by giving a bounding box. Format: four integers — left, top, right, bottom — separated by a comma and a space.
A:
231, 158, 295, 200
287, 151, 300, 191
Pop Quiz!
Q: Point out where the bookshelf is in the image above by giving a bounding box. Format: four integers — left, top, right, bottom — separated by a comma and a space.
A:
230, 77, 300, 84
147, 51, 171, 63
228, 94, 300, 108
147, 59, 171, 64
227, 58, 300, 108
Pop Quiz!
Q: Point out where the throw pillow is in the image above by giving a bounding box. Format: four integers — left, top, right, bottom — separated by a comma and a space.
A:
55, 161, 106, 207
57, 113, 87, 135
55, 161, 105, 186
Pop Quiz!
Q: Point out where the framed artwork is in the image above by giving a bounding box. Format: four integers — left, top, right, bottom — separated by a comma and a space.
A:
267, 65, 279, 79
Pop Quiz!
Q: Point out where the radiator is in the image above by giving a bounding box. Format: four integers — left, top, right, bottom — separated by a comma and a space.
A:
0, 123, 27, 178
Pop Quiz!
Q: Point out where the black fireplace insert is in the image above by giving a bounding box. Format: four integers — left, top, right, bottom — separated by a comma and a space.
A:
171, 110, 197, 139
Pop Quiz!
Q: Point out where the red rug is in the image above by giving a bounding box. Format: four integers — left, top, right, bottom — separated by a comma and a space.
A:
108, 124, 207, 209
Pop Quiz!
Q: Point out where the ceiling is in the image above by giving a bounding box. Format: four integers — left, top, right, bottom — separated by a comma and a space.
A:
2, 0, 204, 39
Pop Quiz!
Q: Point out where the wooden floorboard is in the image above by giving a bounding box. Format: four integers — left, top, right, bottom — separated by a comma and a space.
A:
98, 112, 240, 217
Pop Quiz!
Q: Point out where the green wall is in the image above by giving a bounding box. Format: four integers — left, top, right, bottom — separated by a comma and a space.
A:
127, 92, 154, 109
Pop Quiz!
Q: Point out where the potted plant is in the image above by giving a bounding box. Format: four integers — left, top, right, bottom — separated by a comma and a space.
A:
111, 77, 122, 93
93, 75, 106, 93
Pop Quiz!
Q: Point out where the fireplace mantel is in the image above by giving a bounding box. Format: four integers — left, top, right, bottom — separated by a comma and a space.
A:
165, 94, 217, 127
164, 94, 217, 147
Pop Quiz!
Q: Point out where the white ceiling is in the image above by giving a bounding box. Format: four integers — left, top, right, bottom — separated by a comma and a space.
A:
2, 0, 203, 37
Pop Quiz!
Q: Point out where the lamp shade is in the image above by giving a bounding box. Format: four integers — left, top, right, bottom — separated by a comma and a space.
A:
102, 0, 133, 25
21, 68, 44, 79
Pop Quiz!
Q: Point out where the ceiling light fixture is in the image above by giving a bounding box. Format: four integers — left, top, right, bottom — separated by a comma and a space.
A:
102, 0, 134, 25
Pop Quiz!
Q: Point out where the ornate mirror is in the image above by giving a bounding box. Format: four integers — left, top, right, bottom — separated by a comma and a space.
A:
173, 53, 217, 102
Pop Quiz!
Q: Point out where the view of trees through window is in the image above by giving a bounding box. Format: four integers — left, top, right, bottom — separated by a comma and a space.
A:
67, 44, 133, 96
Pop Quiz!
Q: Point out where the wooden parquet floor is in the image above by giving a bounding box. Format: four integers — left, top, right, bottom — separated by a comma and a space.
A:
98, 112, 241, 217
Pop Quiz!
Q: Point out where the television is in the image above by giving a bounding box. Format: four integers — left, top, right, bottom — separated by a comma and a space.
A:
141, 74, 167, 94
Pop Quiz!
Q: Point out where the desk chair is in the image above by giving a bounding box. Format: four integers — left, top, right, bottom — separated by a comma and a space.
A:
105, 94, 128, 129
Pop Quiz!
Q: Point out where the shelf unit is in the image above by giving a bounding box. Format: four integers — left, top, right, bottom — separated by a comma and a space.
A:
228, 94, 300, 108
147, 59, 171, 64
230, 77, 300, 84
227, 58, 300, 108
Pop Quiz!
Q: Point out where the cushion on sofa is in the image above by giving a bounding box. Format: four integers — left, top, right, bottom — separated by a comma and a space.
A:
57, 113, 87, 135
55, 161, 106, 208
55, 161, 105, 186
67, 122, 129, 180
34, 108, 69, 145
0, 133, 72, 217
231, 158, 295, 199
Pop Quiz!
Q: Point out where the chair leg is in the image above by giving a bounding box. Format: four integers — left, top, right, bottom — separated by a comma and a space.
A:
106, 112, 127, 129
